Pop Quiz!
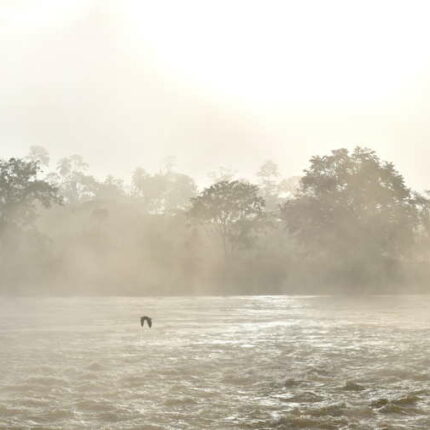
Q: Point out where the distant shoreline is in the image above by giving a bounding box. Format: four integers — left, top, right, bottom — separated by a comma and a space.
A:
2, 292, 430, 298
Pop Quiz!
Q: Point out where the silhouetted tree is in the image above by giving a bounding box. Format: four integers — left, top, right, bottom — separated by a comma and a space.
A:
281, 147, 428, 285
208, 166, 237, 183
188, 180, 265, 257
257, 160, 279, 183
256, 161, 300, 210
278, 176, 301, 197
4, 145, 430, 295
257, 160, 281, 210
55, 155, 97, 203
93, 175, 126, 201
133, 168, 196, 213
27, 145, 50, 167
0, 158, 61, 232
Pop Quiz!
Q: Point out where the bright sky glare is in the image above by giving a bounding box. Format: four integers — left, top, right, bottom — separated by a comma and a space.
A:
117, 0, 430, 105
1, 0, 430, 189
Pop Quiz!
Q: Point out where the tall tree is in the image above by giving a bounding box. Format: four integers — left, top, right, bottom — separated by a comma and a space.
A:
281, 147, 428, 284
55, 155, 97, 203
257, 160, 281, 210
208, 166, 237, 183
93, 175, 126, 201
0, 158, 61, 232
188, 180, 265, 257
27, 145, 50, 167
133, 168, 196, 213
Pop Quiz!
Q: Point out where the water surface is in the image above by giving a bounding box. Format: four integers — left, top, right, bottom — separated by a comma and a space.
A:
1, 295, 430, 429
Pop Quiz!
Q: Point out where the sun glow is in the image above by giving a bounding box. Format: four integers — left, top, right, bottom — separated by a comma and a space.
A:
0, 0, 88, 34
117, 0, 430, 105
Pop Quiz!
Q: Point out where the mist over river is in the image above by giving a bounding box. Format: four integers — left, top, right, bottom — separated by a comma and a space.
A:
1, 296, 430, 429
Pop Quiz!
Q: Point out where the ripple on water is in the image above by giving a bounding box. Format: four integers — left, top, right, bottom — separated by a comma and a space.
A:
27, 408, 75, 423
370, 394, 425, 417
164, 396, 198, 407
281, 391, 325, 403
25, 375, 68, 386
87, 361, 105, 371
1, 296, 430, 429
274, 413, 348, 429
342, 381, 366, 391
74, 400, 115, 412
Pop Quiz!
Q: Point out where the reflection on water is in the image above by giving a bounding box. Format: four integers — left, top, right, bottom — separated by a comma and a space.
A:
1, 295, 430, 429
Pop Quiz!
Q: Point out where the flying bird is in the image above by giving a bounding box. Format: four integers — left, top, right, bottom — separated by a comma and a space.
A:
140, 316, 152, 328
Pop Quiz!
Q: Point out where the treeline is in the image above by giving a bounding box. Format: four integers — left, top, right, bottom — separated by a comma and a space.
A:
1, 145, 430, 295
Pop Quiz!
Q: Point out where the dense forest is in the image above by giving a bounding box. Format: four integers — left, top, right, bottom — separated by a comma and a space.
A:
1, 145, 430, 295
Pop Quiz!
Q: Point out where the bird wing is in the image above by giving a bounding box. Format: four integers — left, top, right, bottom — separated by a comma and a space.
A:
140, 316, 152, 328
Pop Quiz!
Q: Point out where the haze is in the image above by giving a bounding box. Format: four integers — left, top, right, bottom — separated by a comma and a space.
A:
2, 0, 430, 187
3, 3, 430, 429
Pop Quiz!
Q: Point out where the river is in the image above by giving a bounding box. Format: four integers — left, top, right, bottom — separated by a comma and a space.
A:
1, 295, 430, 429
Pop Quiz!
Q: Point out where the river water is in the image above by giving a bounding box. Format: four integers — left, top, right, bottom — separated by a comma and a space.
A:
1, 295, 430, 429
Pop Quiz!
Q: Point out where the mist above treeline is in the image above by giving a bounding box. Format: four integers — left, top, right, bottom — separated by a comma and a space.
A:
1, 145, 430, 295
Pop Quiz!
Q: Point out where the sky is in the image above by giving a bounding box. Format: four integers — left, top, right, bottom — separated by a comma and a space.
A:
1, 0, 430, 189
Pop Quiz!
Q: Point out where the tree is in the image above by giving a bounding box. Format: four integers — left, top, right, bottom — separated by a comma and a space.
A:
208, 166, 236, 183
257, 160, 279, 182
55, 155, 97, 203
27, 145, 50, 167
163, 173, 196, 213
278, 176, 301, 197
188, 180, 265, 257
132, 168, 196, 213
280, 147, 428, 285
0, 158, 61, 232
93, 175, 126, 201
257, 160, 281, 210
